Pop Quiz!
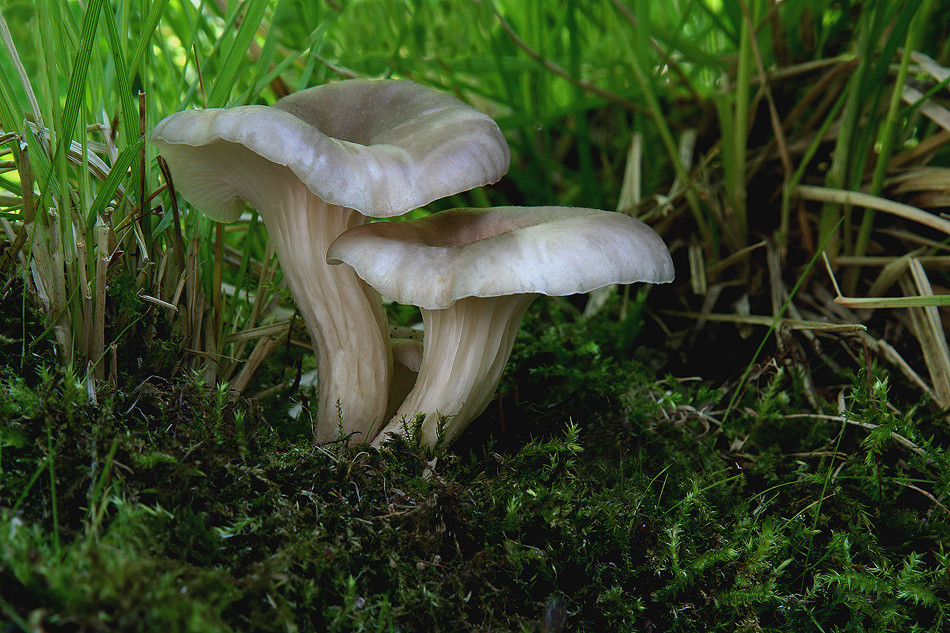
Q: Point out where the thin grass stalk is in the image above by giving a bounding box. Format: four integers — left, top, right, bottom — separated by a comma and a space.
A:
101, 0, 140, 190
213, 221, 224, 345
819, 6, 878, 254
626, 0, 714, 252
781, 65, 850, 246
183, 234, 202, 364
207, 0, 270, 108
74, 113, 94, 355
738, 1, 795, 250
136, 91, 149, 246
17, 138, 34, 221
618, 132, 642, 214
128, 0, 172, 85
204, 308, 218, 384
0, 595, 30, 633
30, 1, 56, 139
565, 0, 598, 206
29, 2, 56, 200
661, 310, 864, 333
855, 0, 935, 267
49, 0, 103, 192
0, 16, 41, 132
76, 234, 93, 358
92, 217, 108, 382
156, 156, 187, 274
50, 212, 69, 362
220, 217, 266, 382
724, 0, 763, 247
833, 293, 950, 309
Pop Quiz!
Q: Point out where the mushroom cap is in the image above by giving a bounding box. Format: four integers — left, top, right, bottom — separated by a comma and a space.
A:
327, 206, 675, 310
150, 79, 510, 221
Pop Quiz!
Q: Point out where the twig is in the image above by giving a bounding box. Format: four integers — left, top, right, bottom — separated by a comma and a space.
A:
798, 185, 950, 235
662, 309, 865, 332
895, 480, 950, 518
784, 413, 926, 458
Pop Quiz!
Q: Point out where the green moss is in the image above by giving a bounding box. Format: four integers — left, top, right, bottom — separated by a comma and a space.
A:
2, 336, 949, 631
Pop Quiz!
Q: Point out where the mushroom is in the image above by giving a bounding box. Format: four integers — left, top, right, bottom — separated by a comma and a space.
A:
150, 79, 510, 442
326, 206, 675, 448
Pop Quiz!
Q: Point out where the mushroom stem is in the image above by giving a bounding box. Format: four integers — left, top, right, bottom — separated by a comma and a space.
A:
260, 191, 392, 443
371, 294, 537, 448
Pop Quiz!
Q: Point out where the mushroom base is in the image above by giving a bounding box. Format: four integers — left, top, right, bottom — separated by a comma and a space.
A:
371, 294, 538, 448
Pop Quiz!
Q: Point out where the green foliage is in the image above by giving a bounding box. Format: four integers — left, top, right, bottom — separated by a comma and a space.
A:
1, 505, 237, 633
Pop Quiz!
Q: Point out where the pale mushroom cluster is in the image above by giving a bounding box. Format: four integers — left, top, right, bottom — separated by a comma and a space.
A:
152, 79, 674, 449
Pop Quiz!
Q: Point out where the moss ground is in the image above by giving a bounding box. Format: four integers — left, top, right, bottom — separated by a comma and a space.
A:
2, 294, 948, 632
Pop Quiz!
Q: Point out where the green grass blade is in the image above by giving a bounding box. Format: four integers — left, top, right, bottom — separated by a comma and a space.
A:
99, 0, 142, 222
248, 20, 333, 97
58, 0, 103, 155
85, 137, 144, 229
100, 0, 138, 144
625, 0, 714, 251
0, 25, 27, 133
208, 0, 269, 107
854, 0, 933, 262
837, 295, 950, 309
127, 0, 171, 84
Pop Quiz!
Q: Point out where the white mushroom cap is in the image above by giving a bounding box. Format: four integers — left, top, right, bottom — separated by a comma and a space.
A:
327, 206, 675, 309
150, 79, 510, 220
327, 206, 674, 449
